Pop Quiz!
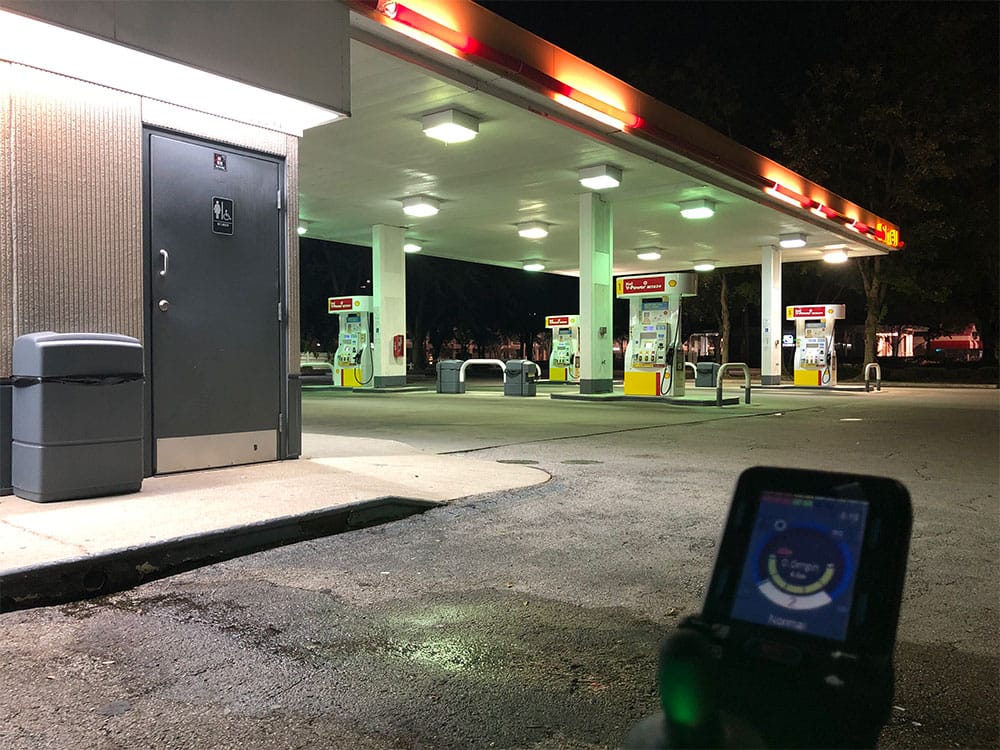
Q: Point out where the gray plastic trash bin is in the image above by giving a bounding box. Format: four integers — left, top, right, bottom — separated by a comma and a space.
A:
436, 360, 465, 394
11, 332, 144, 502
504, 360, 537, 397
695, 361, 721, 387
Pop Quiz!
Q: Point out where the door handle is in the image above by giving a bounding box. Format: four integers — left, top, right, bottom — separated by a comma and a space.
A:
159, 248, 169, 277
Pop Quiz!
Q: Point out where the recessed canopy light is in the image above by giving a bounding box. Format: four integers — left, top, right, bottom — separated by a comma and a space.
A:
779, 232, 808, 249
402, 195, 440, 217
517, 221, 549, 239
692, 259, 717, 272
824, 249, 849, 264
297, 220, 311, 236
522, 261, 546, 272
679, 198, 716, 219
422, 109, 479, 144
403, 241, 422, 253
578, 164, 622, 190
635, 247, 662, 261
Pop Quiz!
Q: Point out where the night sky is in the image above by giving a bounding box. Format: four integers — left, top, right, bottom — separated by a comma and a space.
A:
477, 2, 840, 128
476, 1, 988, 156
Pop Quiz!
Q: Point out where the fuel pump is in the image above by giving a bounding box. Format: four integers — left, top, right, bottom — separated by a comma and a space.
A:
545, 314, 581, 383
616, 273, 697, 397
786, 304, 845, 387
327, 295, 374, 388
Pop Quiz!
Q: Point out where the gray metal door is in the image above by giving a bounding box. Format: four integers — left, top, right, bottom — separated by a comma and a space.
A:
148, 133, 281, 473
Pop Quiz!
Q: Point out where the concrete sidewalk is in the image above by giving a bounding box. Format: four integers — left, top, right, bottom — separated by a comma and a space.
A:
0, 433, 549, 609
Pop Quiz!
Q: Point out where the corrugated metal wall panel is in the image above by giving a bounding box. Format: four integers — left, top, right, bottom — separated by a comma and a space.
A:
285, 134, 300, 375
8, 65, 142, 363
0, 63, 12, 377
2, 66, 300, 382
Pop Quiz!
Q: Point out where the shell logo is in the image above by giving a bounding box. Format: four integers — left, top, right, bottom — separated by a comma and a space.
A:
668, 279, 677, 287
355, 300, 361, 308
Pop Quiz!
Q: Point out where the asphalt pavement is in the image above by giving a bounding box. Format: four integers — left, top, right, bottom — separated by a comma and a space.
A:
0, 381, 996, 749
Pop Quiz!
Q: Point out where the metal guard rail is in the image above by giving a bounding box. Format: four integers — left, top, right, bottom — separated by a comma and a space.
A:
458, 359, 542, 383
717, 363, 751, 406
864, 362, 882, 392
684, 361, 697, 380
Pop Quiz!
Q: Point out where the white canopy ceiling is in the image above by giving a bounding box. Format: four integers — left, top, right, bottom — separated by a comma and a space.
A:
298, 30, 886, 277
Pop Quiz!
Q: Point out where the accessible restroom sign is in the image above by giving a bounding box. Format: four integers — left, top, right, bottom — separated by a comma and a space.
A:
212, 197, 234, 235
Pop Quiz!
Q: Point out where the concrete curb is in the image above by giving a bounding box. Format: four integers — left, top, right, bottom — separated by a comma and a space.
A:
0, 495, 441, 613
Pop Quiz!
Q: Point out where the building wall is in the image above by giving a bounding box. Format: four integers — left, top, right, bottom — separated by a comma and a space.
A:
0, 63, 301, 491
1, 64, 143, 376
0, 65, 299, 377
0, 1, 350, 116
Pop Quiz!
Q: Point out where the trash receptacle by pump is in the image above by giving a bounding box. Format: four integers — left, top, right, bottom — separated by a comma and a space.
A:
12, 332, 144, 502
695, 361, 721, 387
436, 360, 465, 394
504, 359, 537, 397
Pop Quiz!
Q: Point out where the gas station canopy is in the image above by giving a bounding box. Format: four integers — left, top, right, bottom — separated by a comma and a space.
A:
298, 0, 901, 276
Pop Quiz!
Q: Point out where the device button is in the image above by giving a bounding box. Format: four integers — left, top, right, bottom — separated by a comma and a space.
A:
824, 674, 846, 688
710, 623, 731, 640
830, 650, 860, 661
745, 638, 802, 665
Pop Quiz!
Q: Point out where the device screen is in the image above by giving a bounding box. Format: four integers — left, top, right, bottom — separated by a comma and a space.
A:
729, 490, 868, 641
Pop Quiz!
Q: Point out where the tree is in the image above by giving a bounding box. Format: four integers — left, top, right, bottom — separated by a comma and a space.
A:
683, 267, 758, 363
771, 5, 998, 365
299, 239, 371, 356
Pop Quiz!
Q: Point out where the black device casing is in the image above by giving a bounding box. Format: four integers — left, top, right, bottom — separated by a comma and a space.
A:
686, 466, 913, 748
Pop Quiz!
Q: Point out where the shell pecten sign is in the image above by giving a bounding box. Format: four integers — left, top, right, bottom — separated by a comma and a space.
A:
616, 273, 697, 298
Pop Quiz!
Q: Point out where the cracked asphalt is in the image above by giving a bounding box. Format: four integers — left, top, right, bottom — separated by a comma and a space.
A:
1, 385, 997, 749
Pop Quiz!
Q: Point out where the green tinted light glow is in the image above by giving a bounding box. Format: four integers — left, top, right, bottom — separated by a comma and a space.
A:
659, 661, 708, 727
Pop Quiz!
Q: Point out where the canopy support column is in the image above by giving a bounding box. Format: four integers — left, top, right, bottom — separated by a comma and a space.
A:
372, 224, 407, 388
579, 192, 614, 394
760, 244, 783, 385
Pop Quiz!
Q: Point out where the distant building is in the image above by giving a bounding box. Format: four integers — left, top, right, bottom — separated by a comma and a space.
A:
928, 324, 983, 362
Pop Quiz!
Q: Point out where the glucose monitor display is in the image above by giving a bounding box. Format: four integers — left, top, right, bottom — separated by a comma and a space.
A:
729, 490, 868, 641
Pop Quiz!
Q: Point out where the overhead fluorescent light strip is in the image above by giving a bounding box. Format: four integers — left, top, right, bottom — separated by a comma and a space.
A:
0, 10, 343, 135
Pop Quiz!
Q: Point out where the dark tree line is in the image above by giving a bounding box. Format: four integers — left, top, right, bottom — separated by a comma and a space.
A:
625, 3, 998, 366
299, 240, 579, 369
